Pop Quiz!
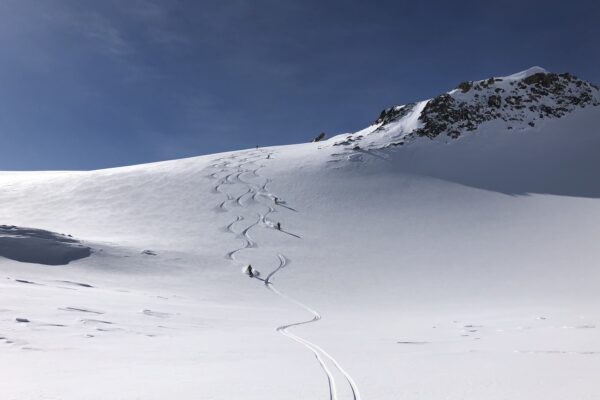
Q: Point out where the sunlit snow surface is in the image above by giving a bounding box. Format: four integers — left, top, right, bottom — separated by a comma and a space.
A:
1, 77, 600, 399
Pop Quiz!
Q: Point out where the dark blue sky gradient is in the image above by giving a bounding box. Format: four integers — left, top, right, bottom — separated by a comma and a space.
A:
1, 0, 599, 170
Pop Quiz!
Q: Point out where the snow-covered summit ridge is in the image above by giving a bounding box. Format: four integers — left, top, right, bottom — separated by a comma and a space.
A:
502, 66, 548, 81
332, 67, 599, 149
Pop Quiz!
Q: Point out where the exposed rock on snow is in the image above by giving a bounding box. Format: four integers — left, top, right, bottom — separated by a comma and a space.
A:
329, 67, 600, 152
0, 225, 91, 265
311, 132, 327, 142
385, 68, 600, 140
375, 104, 417, 126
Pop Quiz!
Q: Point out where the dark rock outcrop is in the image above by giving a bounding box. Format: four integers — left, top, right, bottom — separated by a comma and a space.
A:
374, 70, 600, 140
375, 104, 416, 125
312, 132, 327, 142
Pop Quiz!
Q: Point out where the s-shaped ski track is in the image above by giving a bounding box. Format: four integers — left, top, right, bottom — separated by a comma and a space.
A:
209, 149, 361, 400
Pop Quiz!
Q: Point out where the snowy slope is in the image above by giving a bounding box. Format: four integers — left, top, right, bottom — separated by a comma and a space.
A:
1, 68, 600, 400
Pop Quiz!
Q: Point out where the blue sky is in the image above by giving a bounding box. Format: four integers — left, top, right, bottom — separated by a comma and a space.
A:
1, 0, 599, 170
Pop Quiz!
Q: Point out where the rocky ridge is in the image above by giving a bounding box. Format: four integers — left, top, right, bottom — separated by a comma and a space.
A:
377, 67, 599, 140
331, 67, 600, 150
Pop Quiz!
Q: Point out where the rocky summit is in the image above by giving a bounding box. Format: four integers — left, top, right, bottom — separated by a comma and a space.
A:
373, 67, 600, 141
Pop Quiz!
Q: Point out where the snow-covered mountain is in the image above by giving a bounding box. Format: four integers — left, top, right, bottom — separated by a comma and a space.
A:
329, 66, 599, 147
1, 68, 600, 400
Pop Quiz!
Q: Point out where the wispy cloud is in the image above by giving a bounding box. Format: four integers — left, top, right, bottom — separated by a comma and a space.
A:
81, 13, 132, 56
125, 0, 191, 46
36, 1, 191, 60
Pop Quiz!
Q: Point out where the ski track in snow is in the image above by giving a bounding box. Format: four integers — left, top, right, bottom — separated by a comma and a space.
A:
208, 149, 361, 400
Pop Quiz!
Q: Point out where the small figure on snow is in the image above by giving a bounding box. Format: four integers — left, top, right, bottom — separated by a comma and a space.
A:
244, 265, 260, 278
276, 222, 281, 231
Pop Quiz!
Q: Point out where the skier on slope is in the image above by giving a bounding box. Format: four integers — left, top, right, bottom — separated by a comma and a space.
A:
246, 264, 255, 278
276, 222, 281, 231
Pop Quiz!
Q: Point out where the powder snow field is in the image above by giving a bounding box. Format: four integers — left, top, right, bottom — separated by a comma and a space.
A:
1, 70, 600, 399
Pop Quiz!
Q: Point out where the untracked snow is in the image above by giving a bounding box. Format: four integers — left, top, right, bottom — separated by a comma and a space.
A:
1, 68, 600, 400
